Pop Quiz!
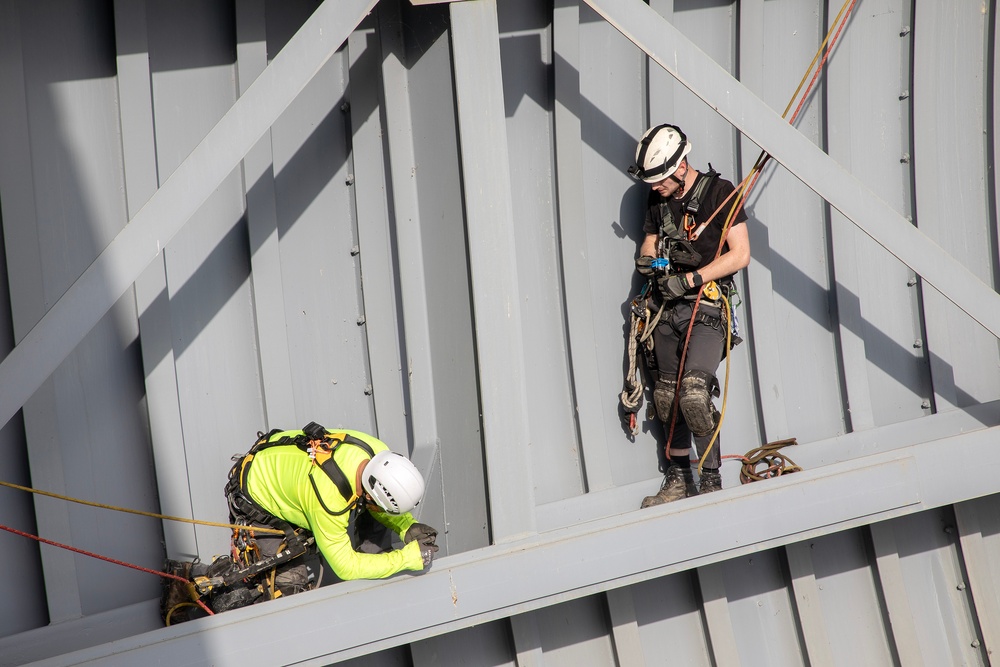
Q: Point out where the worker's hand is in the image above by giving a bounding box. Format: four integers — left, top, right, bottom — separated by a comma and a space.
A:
421, 547, 435, 569
404, 523, 438, 549
635, 255, 656, 277
658, 274, 689, 300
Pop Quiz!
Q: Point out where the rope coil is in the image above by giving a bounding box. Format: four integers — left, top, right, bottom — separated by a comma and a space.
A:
737, 438, 803, 484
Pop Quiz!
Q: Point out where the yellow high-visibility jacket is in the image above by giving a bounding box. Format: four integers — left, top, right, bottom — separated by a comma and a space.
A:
244, 428, 423, 580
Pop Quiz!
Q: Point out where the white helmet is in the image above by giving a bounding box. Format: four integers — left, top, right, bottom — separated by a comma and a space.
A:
362, 450, 425, 514
628, 124, 691, 183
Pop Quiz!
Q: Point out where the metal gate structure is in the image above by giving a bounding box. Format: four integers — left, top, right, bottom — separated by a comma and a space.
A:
0, 0, 998, 665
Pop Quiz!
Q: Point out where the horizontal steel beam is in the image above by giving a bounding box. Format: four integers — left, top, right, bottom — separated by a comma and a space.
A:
26, 423, 1000, 666
537, 399, 1000, 531
585, 0, 1000, 340
0, 0, 377, 433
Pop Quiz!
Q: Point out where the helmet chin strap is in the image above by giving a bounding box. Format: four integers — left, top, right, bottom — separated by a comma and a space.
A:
670, 163, 687, 198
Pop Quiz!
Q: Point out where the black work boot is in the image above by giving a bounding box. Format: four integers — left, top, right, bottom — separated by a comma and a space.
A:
699, 469, 722, 494
641, 465, 695, 508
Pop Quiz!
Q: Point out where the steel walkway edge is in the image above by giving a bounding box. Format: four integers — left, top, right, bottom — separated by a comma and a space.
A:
21, 423, 1000, 667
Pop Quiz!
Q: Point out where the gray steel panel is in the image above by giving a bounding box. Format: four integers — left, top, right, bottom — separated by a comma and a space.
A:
528, 597, 617, 666
498, 0, 584, 504
237, 0, 297, 429
870, 521, 925, 667
736, 0, 789, 442
698, 563, 745, 667
381, 0, 488, 554
718, 551, 805, 667
631, 570, 712, 666
0, 0, 48, 637
745, 0, 846, 443
145, 0, 266, 560
114, 0, 200, 562
451, 0, 536, 541
0, 0, 379, 436
605, 588, 646, 666
377, 0, 440, 453
346, 26, 410, 448
805, 530, 896, 665
911, 4, 999, 411
826, 0, 930, 430
510, 614, 543, 665
410, 622, 514, 667
0, 428, 44, 638
577, 3, 660, 487
651, 0, 741, 163
269, 48, 375, 428
954, 500, 1000, 660
785, 542, 835, 667
888, 508, 988, 666
0, 0, 160, 621
552, 0, 615, 493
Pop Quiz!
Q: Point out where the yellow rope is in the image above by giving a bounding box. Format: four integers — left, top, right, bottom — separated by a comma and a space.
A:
165, 601, 202, 627
0, 479, 285, 535
781, 0, 855, 120
697, 292, 732, 474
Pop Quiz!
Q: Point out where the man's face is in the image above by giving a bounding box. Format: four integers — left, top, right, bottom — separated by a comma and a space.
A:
650, 161, 686, 198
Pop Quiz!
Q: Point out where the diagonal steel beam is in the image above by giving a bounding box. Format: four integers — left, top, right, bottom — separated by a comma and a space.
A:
22, 423, 1000, 666
0, 0, 378, 432
585, 0, 1000, 340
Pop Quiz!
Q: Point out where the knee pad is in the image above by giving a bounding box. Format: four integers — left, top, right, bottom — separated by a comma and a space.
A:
653, 376, 677, 423
679, 370, 719, 436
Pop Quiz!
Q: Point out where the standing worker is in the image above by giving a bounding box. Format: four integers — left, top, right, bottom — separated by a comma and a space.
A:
214, 422, 439, 606
629, 124, 751, 507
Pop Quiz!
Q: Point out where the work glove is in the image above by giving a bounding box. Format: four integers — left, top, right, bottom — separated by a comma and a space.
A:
421, 547, 436, 569
405, 523, 439, 551
658, 274, 688, 300
658, 272, 703, 300
635, 255, 656, 277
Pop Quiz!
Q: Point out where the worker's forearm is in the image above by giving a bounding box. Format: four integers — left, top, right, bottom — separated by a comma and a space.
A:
640, 234, 658, 257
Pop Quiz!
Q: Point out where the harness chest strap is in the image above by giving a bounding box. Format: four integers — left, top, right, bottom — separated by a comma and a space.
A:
659, 167, 719, 241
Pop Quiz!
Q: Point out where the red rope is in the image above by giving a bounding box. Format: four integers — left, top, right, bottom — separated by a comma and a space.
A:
0, 522, 214, 616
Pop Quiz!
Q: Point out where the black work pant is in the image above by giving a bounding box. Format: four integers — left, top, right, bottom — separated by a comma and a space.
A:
652, 300, 726, 469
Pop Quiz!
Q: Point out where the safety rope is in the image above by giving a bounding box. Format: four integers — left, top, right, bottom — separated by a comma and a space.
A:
0, 478, 284, 621
620, 289, 665, 433
736, 438, 802, 484
0, 522, 214, 617
659, 0, 860, 469
0, 479, 285, 535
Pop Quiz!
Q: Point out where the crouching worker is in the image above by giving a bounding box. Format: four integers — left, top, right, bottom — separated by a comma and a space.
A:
165, 422, 438, 621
